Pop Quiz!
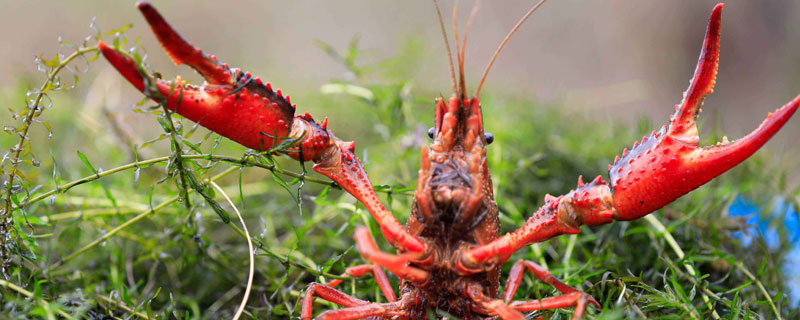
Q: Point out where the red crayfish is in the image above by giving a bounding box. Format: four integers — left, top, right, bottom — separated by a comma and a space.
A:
98, 1, 799, 319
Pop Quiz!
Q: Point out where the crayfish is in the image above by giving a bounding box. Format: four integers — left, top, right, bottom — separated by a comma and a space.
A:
98, 1, 798, 319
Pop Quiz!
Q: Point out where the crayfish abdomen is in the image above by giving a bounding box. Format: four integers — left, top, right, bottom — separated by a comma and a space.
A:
400, 270, 498, 319
402, 194, 501, 318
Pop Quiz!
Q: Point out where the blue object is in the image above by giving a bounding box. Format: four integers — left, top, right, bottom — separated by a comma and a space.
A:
728, 196, 799, 307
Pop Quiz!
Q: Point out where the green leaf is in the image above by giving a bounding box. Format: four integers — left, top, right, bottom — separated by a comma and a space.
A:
270, 171, 298, 203
76, 150, 97, 173
182, 140, 203, 154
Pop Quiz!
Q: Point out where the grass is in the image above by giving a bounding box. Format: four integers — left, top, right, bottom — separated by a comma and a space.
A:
0, 18, 798, 320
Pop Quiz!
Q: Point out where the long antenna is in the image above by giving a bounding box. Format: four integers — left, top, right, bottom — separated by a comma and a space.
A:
460, 0, 481, 66
452, 1, 465, 97
433, 0, 458, 95
475, 0, 547, 97
460, 0, 481, 97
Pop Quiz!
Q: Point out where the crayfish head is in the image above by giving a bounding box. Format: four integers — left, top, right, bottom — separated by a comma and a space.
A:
414, 95, 494, 231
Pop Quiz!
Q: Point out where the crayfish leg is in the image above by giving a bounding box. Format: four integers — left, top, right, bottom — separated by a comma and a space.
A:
503, 260, 600, 319
326, 264, 397, 302
464, 282, 526, 320
457, 3, 800, 277
301, 283, 368, 320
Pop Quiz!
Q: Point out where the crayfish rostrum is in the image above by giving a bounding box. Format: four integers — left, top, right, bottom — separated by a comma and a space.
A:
98, 1, 798, 319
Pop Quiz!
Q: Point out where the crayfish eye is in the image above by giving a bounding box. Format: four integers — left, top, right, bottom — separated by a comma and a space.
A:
484, 132, 494, 144
427, 127, 435, 139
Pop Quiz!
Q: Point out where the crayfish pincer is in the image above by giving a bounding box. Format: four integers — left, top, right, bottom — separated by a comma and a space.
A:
98, 1, 797, 319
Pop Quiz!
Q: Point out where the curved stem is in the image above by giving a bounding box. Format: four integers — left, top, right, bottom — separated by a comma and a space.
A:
0, 279, 75, 319
732, 259, 782, 320
1, 46, 99, 271
645, 214, 723, 319
95, 294, 151, 319
45, 163, 352, 281
19, 153, 413, 211
51, 166, 238, 269
210, 181, 254, 320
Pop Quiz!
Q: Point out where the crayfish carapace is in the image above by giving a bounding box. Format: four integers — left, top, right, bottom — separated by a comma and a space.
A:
99, 1, 798, 319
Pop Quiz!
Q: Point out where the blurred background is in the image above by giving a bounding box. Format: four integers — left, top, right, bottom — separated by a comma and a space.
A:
1, 1, 799, 317
2, 1, 799, 153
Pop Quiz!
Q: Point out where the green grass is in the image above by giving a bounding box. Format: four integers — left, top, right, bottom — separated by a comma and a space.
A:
1, 23, 798, 320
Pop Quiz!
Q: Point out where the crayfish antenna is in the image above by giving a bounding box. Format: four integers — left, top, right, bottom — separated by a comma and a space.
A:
459, 0, 481, 95
433, 0, 458, 95
475, 0, 547, 97
452, 1, 465, 97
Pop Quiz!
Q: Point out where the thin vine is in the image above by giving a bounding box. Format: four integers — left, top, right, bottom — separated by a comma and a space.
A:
0, 40, 100, 276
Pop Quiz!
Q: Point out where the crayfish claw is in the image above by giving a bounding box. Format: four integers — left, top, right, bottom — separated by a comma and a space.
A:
669, 3, 722, 141
607, 3, 799, 221
100, 2, 301, 151
98, 41, 147, 92
136, 1, 233, 85
693, 97, 800, 164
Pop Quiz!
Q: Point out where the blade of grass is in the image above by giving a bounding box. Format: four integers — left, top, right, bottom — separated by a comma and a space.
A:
210, 181, 254, 320
20, 154, 412, 212
645, 214, 724, 319
0, 279, 75, 319
51, 166, 239, 270
732, 259, 782, 320
95, 294, 152, 319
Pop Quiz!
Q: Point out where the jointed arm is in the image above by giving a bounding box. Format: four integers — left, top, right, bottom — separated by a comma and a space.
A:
99, 1, 427, 255
458, 4, 799, 274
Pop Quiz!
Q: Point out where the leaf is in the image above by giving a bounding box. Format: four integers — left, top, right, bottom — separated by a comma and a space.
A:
76, 150, 97, 173
186, 172, 229, 223
182, 140, 203, 154
100, 181, 119, 212
33, 279, 43, 299
317, 185, 331, 199
156, 116, 171, 133
346, 36, 361, 66
313, 39, 346, 66
320, 83, 375, 102
757, 257, 768, 277
321, 247, 351, 274
270, 171, 298, 203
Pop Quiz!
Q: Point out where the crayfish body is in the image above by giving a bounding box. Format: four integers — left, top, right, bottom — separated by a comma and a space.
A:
99, 2, 798, 319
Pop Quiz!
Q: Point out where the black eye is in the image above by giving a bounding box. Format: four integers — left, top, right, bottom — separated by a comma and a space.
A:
427, 127, 435, 139
484, 132, 494, 144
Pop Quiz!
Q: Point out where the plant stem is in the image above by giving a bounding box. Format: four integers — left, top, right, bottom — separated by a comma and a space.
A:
45, 164, 351, 281
732, 259, 782, 320
51, 166, 238, 269
155, 89, 192, 210
645, 214, 721, 319
0, 279, 75, 319
55, 194, 178, 267
19, 154, 412, 212
210, 181, 253, 320
95, 294, 152, 319
1, 45, 98, 274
